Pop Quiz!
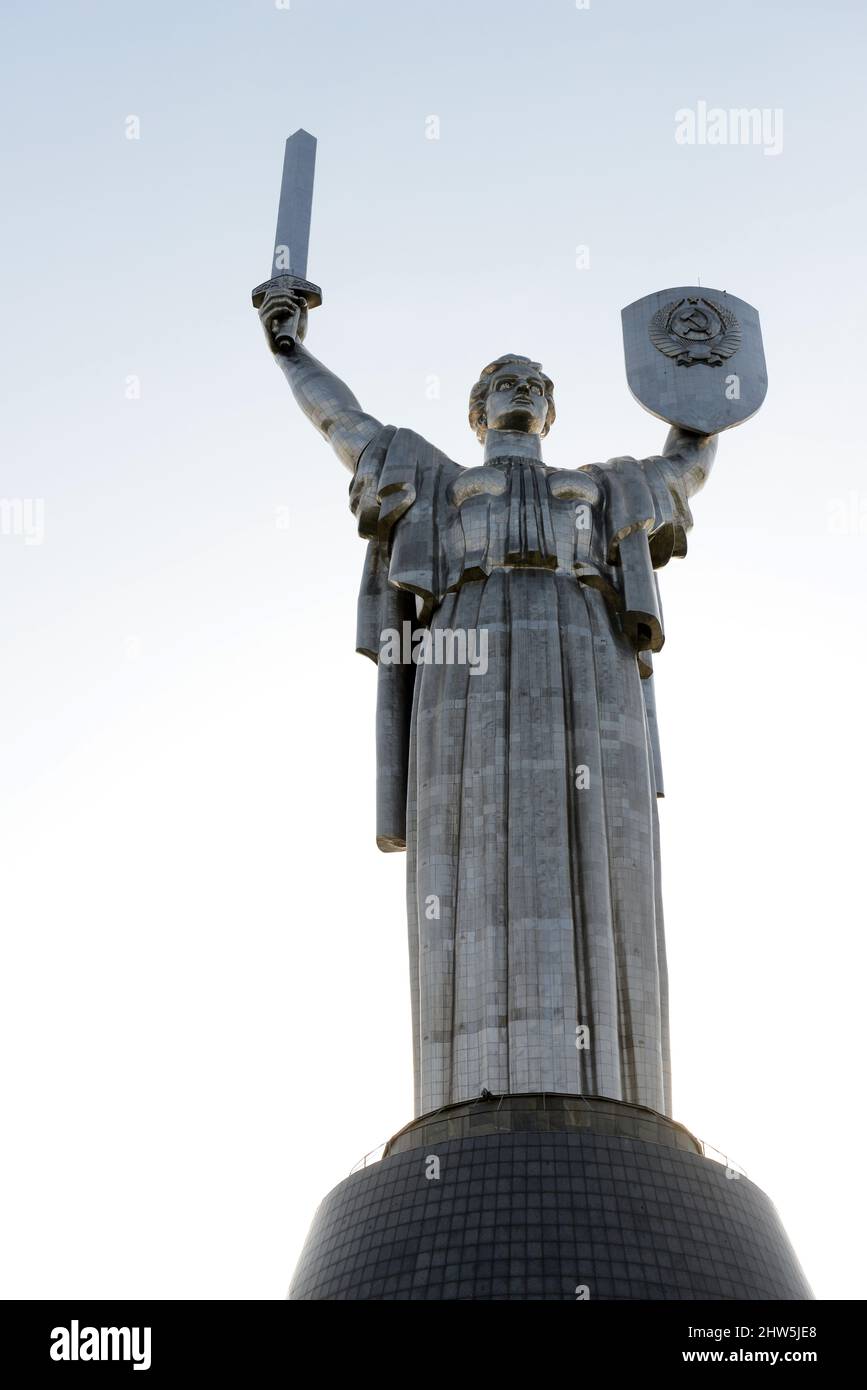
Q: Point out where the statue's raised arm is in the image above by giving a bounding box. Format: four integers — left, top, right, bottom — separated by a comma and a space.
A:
661, 424, 718, 496
251, 129, 382, 472
256, 284, 382, 473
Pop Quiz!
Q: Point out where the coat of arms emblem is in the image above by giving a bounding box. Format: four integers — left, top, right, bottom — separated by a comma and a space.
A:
622, 286, 766, 434
649, 296, 741, 367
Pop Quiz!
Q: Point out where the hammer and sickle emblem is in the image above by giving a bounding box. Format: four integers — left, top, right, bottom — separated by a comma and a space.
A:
649, 296, 741, 366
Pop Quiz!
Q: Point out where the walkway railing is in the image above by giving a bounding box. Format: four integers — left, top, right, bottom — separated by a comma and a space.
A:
349, 1094, 749, 1180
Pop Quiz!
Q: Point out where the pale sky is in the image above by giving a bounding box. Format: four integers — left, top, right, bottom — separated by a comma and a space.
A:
1, 0, 865, 1299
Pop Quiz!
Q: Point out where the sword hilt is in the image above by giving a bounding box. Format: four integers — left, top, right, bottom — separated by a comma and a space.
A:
251, 273, 322, 310
252, 274, 323, 353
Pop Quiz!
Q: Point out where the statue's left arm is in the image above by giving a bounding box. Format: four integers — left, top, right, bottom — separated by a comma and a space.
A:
581, 427, 720, 797
638, 425, 719, 567
660, 426, 718, 498
582, 427, 719, 656
586, 426, 718, 571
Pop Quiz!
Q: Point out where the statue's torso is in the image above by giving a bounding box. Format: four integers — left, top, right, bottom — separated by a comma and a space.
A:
446, 456, 608, 592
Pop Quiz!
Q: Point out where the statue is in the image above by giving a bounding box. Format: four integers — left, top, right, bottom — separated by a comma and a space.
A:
251, 134, 816, 1310
253, 134, 766, 1123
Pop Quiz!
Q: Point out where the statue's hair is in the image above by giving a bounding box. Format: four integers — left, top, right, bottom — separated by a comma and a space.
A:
468, 354, 556, 442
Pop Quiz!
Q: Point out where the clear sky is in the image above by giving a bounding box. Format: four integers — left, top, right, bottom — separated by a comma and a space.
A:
1, 0, 865, 1299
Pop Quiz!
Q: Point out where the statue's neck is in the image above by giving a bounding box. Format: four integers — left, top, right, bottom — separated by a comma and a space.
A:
483, 429, 543, 465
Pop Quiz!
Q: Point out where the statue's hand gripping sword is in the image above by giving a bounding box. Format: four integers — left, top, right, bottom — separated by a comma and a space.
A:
252, 129, 322, 352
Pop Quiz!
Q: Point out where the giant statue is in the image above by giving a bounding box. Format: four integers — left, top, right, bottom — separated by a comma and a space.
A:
253, 131, 766, 1123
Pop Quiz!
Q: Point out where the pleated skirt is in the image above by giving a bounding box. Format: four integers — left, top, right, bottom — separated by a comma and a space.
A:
405, 568, 670, 1117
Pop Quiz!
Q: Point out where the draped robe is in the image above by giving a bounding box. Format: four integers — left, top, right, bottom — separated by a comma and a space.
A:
351, 426, 695, 1118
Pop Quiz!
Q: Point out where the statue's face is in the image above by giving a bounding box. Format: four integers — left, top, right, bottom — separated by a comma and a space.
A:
484, 363, 548, 435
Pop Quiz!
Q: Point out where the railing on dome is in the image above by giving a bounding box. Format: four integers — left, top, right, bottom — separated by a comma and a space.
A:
699, 1139, 747, 1179
349, 1142, 388, 1174
348, 1095, 749, 1180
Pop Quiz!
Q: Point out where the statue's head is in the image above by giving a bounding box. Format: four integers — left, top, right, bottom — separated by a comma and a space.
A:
468, 354, 555, 443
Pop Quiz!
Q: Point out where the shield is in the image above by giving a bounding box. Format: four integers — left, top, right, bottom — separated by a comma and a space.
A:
622, 287, 767, 434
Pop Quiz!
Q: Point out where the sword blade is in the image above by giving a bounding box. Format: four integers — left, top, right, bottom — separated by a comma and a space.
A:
272, 129, 317, 281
